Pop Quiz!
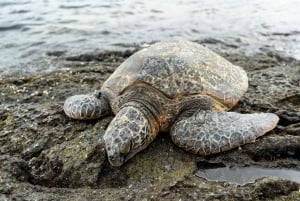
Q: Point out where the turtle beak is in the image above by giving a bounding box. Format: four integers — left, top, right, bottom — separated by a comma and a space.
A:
108, 154, 125, 167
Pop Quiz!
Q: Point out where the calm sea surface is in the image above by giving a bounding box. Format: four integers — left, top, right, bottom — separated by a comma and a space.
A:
1, 0, 300, 75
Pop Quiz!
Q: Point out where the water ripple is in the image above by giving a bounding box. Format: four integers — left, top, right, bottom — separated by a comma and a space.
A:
59, 4, 90, 9
0, 1, 30, 7
0, 24, 24, 31
9, 9, 30, 14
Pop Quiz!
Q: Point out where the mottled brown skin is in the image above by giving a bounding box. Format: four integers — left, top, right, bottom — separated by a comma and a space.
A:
103, 84, 214, 166
63, 40, 279, 167
64, 91, 110, 120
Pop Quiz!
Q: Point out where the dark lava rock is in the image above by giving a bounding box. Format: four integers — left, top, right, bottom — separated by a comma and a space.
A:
0, 44, 300, 200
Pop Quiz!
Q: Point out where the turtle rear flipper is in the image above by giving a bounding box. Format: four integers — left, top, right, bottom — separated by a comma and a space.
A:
170, 110, 279, 155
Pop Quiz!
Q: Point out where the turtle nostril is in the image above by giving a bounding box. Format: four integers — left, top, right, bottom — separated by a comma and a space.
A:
108, 154, 125, 166
109, 155, 115, 161
94, 90, 102, 98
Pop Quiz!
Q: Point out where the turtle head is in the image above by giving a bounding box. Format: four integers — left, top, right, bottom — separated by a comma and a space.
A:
103, 106, 158, 167
63, 91, 111, 120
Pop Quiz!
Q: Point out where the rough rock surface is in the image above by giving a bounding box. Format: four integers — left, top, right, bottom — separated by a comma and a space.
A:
1, 42, 300, 200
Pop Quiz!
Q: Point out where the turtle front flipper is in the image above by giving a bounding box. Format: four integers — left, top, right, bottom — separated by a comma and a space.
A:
103, 105, 159, 167
170, 110, 279, 156
63, 91, 111, 120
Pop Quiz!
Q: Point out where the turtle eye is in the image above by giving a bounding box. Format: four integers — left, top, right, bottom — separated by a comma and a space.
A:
94, 91, 102, 98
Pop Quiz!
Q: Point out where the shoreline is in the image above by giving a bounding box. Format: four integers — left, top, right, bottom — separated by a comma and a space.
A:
1, 38, 300, 78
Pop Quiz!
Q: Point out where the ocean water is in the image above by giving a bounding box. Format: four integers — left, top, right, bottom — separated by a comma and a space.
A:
1, 0, 300, 75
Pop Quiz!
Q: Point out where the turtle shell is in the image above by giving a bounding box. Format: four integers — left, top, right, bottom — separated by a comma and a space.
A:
102, 40, 248, 109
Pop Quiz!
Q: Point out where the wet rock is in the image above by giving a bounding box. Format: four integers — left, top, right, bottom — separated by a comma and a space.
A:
232, 59, 300, 131
65, 49, 138, 63
1, 46, 300, 200
28, 131, 107, 188
253, 179, 300, 200
283, 123, 300, 135
46, 51, 67, 57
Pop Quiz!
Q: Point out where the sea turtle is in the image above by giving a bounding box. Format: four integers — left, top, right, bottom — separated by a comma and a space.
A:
64, 40, 279, 167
